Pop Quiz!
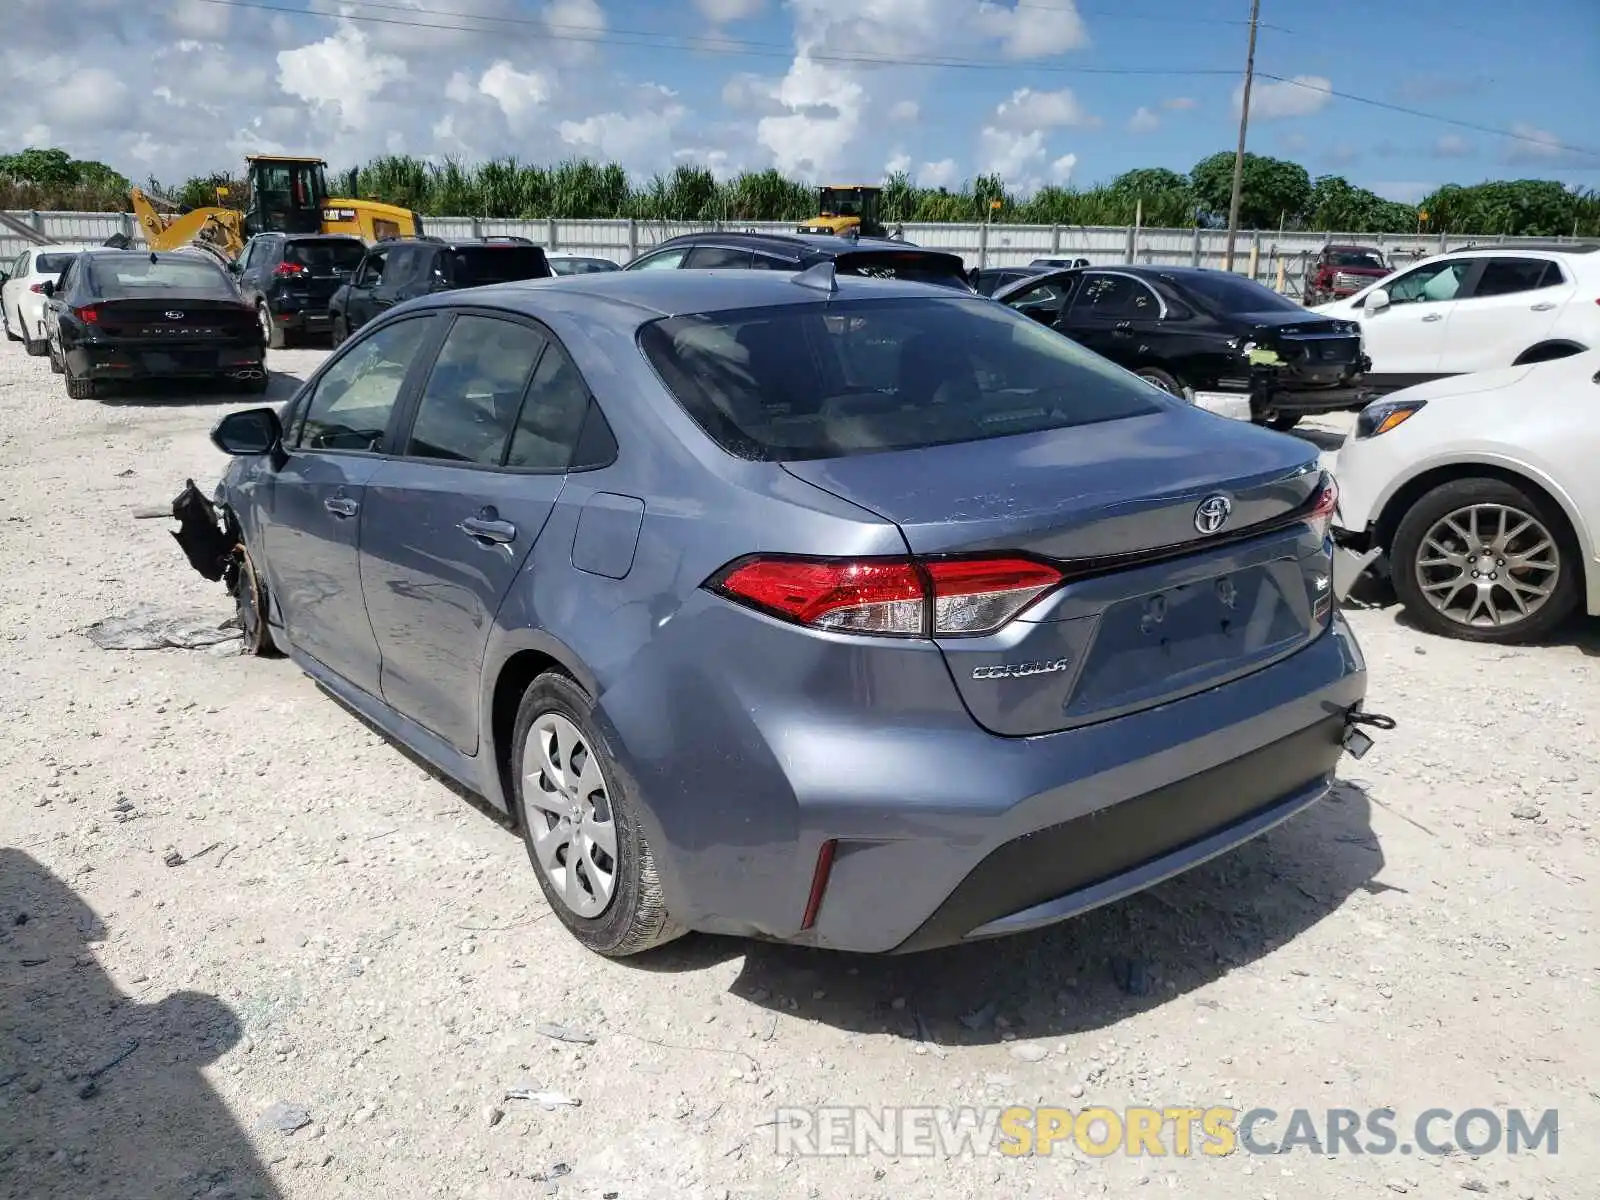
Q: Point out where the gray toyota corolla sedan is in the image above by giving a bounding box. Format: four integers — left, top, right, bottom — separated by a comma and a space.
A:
195, 264, 1381, 958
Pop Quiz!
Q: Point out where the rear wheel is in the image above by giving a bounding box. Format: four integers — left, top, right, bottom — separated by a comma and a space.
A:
1390, 477, 1580, 644
24, 322, 47, 356
64, 370, 98, 400
511, 672, 682, 957
47, 337, 64, 374
259, 303, 287, 350
1135, 367, 1184, 397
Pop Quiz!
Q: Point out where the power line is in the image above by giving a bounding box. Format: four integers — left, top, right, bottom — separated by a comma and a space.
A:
187, 0, 1598, 159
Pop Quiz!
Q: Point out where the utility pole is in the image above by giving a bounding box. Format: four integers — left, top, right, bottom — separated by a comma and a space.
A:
1223, 0, 1261, 273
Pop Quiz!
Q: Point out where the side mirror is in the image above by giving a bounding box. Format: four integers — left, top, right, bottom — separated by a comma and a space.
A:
211, 406, 282, 457
40, 280, 54, 298
1365, 287, 1390, 313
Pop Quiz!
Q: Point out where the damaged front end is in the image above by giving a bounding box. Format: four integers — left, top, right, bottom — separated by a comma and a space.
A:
170, 477, 242, 593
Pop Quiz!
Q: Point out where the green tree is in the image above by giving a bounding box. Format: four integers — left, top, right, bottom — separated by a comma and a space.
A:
1417, 179, 1584, 236
1190, 151, 1312, 229
1305, 175, 1415, 233
0, 147, 79, 188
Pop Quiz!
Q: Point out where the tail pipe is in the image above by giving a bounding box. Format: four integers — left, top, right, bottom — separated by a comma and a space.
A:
228, 368, 266, 380
1342, 705, 1396, 760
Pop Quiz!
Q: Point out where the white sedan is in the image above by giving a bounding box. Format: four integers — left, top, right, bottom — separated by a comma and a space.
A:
1, 243, 99, 356
1331, 349, 1600, 643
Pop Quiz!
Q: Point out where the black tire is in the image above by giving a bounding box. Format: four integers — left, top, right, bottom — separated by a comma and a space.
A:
259, 303, 287, 350
1390, 476, 1581, 645
511, 672, 683, 957
1135, 367, 1184, 397
233, 542, 277, 656
1266, 412, 1303, 431
330, 314, 349, 348
64, 369, 98, 400
47, 338, 64, 374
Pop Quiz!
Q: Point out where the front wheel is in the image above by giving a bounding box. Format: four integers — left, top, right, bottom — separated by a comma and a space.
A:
232, 541, 277, 656
1390, 477, 1580, 644
1135, 367, 1184, 397
512, 672, 683, 957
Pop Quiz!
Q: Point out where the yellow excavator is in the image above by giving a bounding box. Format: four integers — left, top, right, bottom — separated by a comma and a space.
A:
797, 185, 887, 238
129, 155, 423, 263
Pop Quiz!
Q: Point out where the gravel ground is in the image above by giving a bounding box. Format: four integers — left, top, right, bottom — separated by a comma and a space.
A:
1, 343, 1596, 1200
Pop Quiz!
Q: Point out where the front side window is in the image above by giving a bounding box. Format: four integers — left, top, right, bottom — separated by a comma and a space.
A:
379, 248, 419, 288
1470, 258, 1564, 298
685, 246, 754, 269
298, 317, 434, 453
626, 247, 689, 271
639, 297, 1163, 462
1385, 260, 1471, 305
406, 316, 546, 465
355, 251, 387, 287
445, 245, 549, 286
1003, 277, 1076, 323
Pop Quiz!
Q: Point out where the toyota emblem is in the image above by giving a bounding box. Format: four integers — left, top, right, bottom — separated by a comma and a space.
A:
163, 310, 184, 320
1194, 494, 1232, 534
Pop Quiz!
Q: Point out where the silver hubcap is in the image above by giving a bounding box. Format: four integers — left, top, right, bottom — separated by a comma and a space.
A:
1416, 502, 1559, 628
522, 713, 617, 918
1140, 373, 1177, 395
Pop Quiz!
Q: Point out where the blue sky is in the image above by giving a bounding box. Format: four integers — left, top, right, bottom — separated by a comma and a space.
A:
4, 0, 1597, 203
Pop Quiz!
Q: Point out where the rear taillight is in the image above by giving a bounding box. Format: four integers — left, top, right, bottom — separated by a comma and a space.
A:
1306, 472, 1338, 541
28, 283, 45, 294
273, 262, 308, 277
708, 554, 1063, 637
73, 305, 99, 324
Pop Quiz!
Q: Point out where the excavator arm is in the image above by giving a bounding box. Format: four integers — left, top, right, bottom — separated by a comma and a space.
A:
129, 187, 245, 263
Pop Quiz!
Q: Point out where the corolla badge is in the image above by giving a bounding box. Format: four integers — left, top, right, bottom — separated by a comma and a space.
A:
972, 657, 1071, 681
1194, 493, 1233, 535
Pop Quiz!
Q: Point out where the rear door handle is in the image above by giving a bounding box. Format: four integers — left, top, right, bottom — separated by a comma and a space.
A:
1421, 313, 1443, 322
324, 495, 359, 518
461, 515, 517, 544
1530, 302, 1556, 311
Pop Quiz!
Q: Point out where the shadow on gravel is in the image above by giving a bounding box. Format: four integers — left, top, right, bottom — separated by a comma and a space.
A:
642, 782, 1383, 1045
96, 372, 305, 409
0, 849, 282, 1200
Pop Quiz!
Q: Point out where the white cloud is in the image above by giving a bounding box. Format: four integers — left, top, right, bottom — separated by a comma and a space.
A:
1163, 96, 1197, 111
695, 0, 764, 20
1506, 122, 1566, 163
1433, 134, 1473, 158
44, 67, 129, 128
888, 99, 919, 123
1239, 74, 1333, 120
755, 55, 865, 178
559, 86, 689, 166
1370, 181, 1434, 205
1049, 154, 1077, 184
167, 0, 231, 39
978, 126, 1046, 182
721, 73, 788, 117
993, 87, 1097, 130
277, 25, 408, 132
1128, 106, 1160, 134
974, 0, 1089, 59
885, 150, 912, 175
917, 158, 959, 189
478, 60, 552, 127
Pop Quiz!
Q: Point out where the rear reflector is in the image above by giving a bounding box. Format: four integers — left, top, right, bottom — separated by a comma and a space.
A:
800, 839, 837, 930
73, 305, 99, 324
1306, 472, 1338, 541
708, 554, 1063, 637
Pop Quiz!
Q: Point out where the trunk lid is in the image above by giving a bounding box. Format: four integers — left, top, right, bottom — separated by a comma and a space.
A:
781, 407, 1333, 735
87, 298, 258, 341
284, 239, 365, 303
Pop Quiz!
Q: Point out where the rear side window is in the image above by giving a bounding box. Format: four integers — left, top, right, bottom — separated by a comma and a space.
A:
446, 246, 551, 286
834, 250, 970, 290
685, 246, 755, 269
638, 297, 1163, 462
506, 344, 593, 471
1471, 258, 1564, 297
406, 315, 546, 465
286, 239, 366, 273
1069, 274, 1160, 320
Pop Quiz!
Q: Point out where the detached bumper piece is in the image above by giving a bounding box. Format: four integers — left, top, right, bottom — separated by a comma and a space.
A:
894, 714, 1353, 953
169, 478, 239, 587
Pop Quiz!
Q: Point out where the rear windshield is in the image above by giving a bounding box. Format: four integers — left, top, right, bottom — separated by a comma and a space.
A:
286, 239, 366, 272
638, 297, 1164, 462
35, 252, 78, 275
85, 254, 237, 299
550, 257, 618, 275
447, 246, 550, 286
835, 250, 972, 290
1171, 271, 1302, 314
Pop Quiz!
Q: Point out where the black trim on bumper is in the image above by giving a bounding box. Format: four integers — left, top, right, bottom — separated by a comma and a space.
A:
892, 714, 1349, 954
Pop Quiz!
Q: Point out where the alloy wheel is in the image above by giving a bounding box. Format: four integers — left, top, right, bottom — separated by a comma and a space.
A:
521, 713, 618, 918
1414, 502, 1560, 630
258, 304, 273, 345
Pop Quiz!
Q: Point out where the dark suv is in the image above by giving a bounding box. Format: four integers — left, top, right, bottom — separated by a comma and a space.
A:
232, 233, 367, 348
624, 231, 974, 291
329, 237, 552, 343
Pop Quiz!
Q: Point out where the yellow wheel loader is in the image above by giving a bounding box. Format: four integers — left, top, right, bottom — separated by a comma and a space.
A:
797, 185, 887, 238
130, 155, 423, 263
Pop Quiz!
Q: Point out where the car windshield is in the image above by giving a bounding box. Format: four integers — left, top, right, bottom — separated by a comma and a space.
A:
85, 254, 236, 298
550, 257, 619, 276
448, 246, 549, 286
638, 296, 1164, 462
834, 250, 971, 290
1170, 271, 1303, 314
286, 239, 366, 272
1330, 251, 1385, 269
35, 253, 78, 274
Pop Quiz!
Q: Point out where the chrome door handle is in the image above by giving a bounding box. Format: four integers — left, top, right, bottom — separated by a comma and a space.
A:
1421, 313, 1443, 322
460, 516, 517, 544
324, 495, 359, 518
1530, 302, 1556, 311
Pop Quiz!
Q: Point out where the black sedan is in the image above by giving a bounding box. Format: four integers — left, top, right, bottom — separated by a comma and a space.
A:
43, 249, 266, 400
993, 265, 1372, 430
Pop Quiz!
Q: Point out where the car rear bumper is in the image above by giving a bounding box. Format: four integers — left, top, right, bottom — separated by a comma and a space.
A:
1261, 381, 1378, 415
602, 600, 1368, 954
66, 342, 264, 380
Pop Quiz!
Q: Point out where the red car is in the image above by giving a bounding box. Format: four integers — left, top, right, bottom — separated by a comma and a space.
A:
1304, 244, 1389, 305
